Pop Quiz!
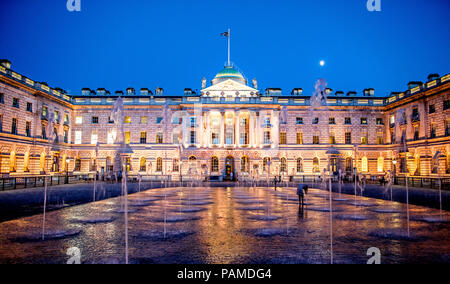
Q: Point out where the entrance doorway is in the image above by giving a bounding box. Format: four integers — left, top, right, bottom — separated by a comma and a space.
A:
225, 156, 235, 181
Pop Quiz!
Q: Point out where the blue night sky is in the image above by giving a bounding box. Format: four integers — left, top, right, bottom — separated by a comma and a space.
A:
0, 0, 449, 97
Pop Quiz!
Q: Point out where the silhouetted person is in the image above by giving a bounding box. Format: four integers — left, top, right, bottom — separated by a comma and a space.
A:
297, 184, 308, 208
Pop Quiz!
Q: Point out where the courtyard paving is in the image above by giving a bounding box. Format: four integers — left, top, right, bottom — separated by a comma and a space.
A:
0, 186, 449, 264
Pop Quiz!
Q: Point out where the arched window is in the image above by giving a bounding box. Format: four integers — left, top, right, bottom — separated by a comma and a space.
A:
241, 156, 249, 173
52, 155, 59, 172
140, 157, 147, 172
156, 157, 163, 172
263, 157, 271, 172
415, 156, 421, 176
280, 158, 287, 173
211, 156, 219, 173
24, 152, 30, 172
106, 157, 113, 172
90, 158, 97, 172
74, 157, 81, 172
9, 151, 16, 173
313, 157, 320, 173
296, 158, 303, 173
362, 157, 368, 172
447, 155, 450, 174
40, 152, 46, 173
188, 156, 197, 172
173, 159, 180, 172
345, 157, 353, 172
377, 157, 384, 172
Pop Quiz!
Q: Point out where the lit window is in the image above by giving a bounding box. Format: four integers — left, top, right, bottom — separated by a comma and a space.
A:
125, 132, 131, 144
124, 116, 131, 124
280, 132, 287, 145
107, 131, 116, 144
140, 116, 147, 124
91, 131, 98, 145
75, 116, 83, 125
296, 132, 303, 145
361, 157, 368, 172
75, 131, 82, 144
377, 157, 384, 172
211, 157, 219, 172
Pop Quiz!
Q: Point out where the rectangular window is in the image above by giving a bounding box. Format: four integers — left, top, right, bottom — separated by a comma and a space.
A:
377, 134, 383, 145
42, 124, 47, 139
296, 117, 303, 125
173, 133, 180, 144
12, 98, 19, 108
263, 131, 271, 144
296, 132, 303, 145
64, 114, 70, 124
26, 121, 31, 137
361, 118, 368, 125
156, 133, 163, 144
125, 132, 131, 144
190, 117, 197, 127
54, 111, 60, 122
156, 117, 163, 124
26, 102, 33, 112
75, 116, 83, 125
140, 116, 147, 124
107, 131, 115, 144
190, 130, 196, 144
329, 134, 336, 144
329, 117, 336, 125
42, 106, 48, 118
430, 124, 437, 138
91, 131, 98, 145
11, 118, 17, 135
376, 118, 384, 125
445, 121, 450, 136
240, 132, 248, 145
124, 116, 131, 124
345, 117, 352, 125
313, 135, 320, 144
91, 116, 99, 124
64, 130, 68, 143
211, 132, 220, 145
361, 135, 368, 145
312, 117, 319, 124
75, 131, 82, 144
140, 132, 147, 144
345, 132, 352, 144
429, 104, 436, 114
444, 100, 450, 111
0, 93, 4, 104
0, 115, 3, 132
414, 127, 420, 140
280, 132, 287, 145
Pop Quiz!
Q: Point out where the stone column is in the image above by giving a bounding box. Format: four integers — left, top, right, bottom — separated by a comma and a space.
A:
249, 111, 254, 147
220, 111, 225, 147
206, 111, 210, 148
235, 111, 240, 147
272, 110, 280, 148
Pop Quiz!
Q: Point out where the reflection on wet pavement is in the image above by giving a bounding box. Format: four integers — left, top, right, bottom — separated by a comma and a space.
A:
0, 187, 449, 264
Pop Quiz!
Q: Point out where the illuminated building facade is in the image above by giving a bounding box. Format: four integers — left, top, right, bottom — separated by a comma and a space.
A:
0, 59, 449, 181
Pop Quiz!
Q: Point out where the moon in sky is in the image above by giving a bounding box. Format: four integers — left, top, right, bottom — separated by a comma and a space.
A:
320, 60, 325, 66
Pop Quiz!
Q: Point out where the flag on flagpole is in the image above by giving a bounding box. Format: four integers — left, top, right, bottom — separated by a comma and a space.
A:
221, 31, 229, 38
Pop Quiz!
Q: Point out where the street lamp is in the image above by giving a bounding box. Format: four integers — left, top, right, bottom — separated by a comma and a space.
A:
392, 159, 397, 184
65, 158, 70, 184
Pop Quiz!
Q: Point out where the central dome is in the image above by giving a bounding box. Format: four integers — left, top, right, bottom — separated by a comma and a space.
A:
212, 65, 247, 85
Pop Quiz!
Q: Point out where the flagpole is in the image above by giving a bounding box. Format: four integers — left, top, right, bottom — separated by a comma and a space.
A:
228, 28, 231, 66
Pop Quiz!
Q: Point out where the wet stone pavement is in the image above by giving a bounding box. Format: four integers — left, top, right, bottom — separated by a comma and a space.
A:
0, 187, 449, 264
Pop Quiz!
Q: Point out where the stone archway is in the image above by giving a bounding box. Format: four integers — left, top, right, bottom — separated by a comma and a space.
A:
225, 156, 235, 181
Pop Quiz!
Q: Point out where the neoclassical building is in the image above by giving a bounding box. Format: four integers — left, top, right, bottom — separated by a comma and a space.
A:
0, 59, 449, 181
